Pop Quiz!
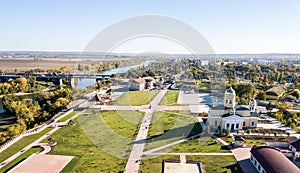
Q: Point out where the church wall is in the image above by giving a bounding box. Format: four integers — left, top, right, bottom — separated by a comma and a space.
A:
243, 118, 258, 128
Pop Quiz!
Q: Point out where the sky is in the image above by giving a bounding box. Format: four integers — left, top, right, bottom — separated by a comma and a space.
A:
0, 0, 300, 54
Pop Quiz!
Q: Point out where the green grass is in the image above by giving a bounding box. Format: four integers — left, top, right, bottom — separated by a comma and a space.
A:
221, 136, 234, 144
160, 137, 230, 153
115, 91, 159, 106
245, 139, 265, 147
145, 111, 202, 151
187, 156, 243, 173
0, 127, 53, 164
159, 90, 181, 106
42, 110, 144, 172
57, 111, 77, 122
100, 110, 144, 140
139, 155, 179, 173
0, 147, 42, 172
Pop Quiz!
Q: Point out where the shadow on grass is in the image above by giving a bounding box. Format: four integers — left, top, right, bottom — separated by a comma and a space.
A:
224, 163, 244, 173
134, 123, 203, 145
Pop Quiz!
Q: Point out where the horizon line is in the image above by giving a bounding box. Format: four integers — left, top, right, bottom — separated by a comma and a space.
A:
0, 50, 300, 55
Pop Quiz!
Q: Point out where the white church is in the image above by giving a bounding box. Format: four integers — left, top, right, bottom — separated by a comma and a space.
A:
207, 87, 258, 131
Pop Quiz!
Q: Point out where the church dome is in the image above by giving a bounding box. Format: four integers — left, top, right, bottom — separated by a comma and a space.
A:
225, 87, 235, 95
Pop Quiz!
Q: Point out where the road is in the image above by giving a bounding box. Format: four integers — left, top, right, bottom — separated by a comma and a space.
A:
124, 90, 167, 173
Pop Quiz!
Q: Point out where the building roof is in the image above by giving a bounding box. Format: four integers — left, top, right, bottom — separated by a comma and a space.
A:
222, 113, 242, 118
234, 136, 245, 141
290, 139, 300, 151
235, 105, 250, 111
225, 87, 235, 95
133, 77, 145, 84
250, 146, 300, 173
250, 112, 259, 117
163, 160, 202, 173
210, 105, 231, 110
265, 86, 285, 97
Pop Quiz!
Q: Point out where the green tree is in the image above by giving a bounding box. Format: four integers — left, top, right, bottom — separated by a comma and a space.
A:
226, 129, 230, 136
256, 91, 266, 101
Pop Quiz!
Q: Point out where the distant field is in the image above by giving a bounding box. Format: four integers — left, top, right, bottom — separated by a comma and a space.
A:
0, 59, 77, 70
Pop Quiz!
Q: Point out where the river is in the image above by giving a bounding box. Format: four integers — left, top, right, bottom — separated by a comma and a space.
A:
76, 60, 153, 88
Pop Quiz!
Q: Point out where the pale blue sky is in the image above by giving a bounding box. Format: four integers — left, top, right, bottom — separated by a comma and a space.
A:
0, 0, 300, 54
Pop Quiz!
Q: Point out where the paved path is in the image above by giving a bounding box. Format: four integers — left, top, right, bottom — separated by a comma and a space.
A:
124, 90, 167, 173
146, 152, 234, 156
180, 154, 186, 163
38, 143, 52, 155
215, 137, 258, 173
231, 148, 258, 173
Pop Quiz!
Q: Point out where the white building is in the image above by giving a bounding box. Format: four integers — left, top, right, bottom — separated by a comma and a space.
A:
196, 59, 209, 66
207, 87, 258, 131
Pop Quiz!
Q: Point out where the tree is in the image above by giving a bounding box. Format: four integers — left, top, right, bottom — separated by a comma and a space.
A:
256, 91, 266, 101
277, 102, 292, 111
266, 101, 273, 110
226, 129, 230, 136
292, 89, 300, 98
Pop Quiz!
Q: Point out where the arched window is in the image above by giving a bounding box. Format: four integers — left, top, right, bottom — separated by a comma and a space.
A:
252, 121, 255, 126
215, 120, 217, 126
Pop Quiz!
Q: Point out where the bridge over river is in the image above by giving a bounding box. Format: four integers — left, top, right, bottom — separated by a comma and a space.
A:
0, 72, 114, 86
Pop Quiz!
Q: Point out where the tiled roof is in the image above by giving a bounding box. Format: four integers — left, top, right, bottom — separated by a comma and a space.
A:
133, 78, 145, 84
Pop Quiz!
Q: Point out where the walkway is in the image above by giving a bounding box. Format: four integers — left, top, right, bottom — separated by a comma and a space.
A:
215, 137, 257, 173
124, 90, 167, 173
146, 152, 233, 156
231, 148, 258, 173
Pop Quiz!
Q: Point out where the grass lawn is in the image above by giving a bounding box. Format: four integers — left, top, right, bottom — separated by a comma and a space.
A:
221, 136, 234, 144
160, 137, 230, 153
245, 139, 265, 147
42, 110, 144, 172
139, 155, 179, 173
57, 111, 77, 122
100, 110, 144, 140
187, 156, 243, 173
145, 111, 202, 151
115, 91, 159, 106
0, 147, 42, 172
0, 127, 53, 164
159, 90, 181, 106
